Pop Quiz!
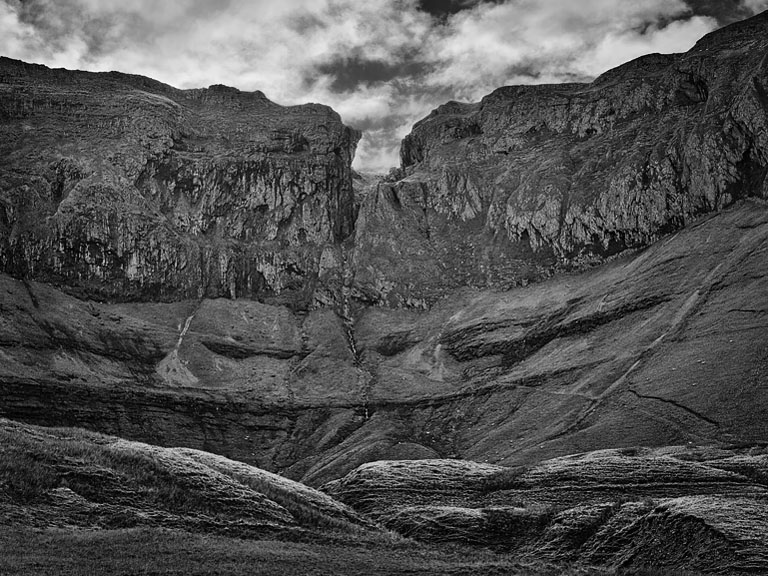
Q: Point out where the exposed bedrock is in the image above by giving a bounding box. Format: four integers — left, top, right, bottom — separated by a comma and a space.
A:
353, 12, 768, 306
0, 57, 359, 307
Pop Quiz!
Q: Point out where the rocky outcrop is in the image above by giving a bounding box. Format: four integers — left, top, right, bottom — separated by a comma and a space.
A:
352, 12, 768, 306
0, 58, 359, 308
325, 447, 768, 573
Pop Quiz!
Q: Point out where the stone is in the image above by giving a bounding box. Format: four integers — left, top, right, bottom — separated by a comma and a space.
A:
0, 58, 359, 308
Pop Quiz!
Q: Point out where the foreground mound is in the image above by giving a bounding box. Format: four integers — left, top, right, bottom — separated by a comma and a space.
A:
325, 448, 768, 573
0, 418, 374, 538
0, 418, 641, 576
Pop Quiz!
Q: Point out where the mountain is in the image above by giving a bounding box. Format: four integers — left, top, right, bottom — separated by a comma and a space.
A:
1, 9, 768, 576
353, 11, 768, 306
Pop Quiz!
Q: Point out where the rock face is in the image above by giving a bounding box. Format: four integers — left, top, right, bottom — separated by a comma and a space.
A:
353, 12, 768, 306
0, 57, 359, 307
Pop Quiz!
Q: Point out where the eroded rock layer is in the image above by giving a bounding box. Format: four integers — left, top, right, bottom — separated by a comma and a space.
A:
325, 449, 768, 573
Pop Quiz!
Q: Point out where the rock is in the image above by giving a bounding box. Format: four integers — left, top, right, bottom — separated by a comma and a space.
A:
352, 11, 768, 306
0, 57, 359, 308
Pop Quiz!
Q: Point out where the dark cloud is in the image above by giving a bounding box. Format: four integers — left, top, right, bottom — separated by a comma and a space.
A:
314, 55, 432, 93
417, 0, 490, 18
683, 0, 756, 25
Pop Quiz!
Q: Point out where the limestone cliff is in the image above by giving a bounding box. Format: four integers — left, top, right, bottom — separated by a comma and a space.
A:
353, 12, 768, 307
0, 57, 359, 307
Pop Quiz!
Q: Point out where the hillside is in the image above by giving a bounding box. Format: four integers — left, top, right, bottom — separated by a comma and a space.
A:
1, 9, 768, 576
2, 198, 766, 485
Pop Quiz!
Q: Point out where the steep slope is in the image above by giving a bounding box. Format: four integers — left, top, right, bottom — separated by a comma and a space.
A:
353, 11, 768, 307
0, 57, 359, 308
2, 199, 766, 485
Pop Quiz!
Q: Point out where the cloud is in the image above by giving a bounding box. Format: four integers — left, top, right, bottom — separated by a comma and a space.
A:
0, 0, 753, 172
420, 0, 716, 98
574, 16, 718, 78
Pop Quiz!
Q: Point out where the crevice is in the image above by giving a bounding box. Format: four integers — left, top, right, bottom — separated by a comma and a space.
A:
626, 387, 720, 427
339, 247, 374, 421
199, 340, 297, 360
154, 299, 205, 386
727, 308, 767, 314
21, 277, 39, 308
176, 310, 197, 350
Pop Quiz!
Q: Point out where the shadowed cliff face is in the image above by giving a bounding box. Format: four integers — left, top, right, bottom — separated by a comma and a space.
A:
0, 58, 359, 308
1, 11, 768, 503
352, 12, 768, 307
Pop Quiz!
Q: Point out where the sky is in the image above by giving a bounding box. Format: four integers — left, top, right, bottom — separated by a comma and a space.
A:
2, 0, 767, 172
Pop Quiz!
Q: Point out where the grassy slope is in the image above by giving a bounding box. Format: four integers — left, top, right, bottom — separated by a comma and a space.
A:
0, 418, 709, 575
0, 418, 373, 537
0, 526, 697, 576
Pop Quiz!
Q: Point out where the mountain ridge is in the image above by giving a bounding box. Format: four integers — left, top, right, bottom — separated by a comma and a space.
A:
2, 10, 768, 575
0, 7, 767, 554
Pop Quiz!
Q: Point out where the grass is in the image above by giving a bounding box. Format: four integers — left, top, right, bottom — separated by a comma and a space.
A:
0, 526, 640, 576
0, 419, 370, 535
0, 420, 754, 574
0, 423, 219, 515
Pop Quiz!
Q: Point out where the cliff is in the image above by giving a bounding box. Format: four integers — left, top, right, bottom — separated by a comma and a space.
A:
0, 57, 359, 308
352, 11, 768, 306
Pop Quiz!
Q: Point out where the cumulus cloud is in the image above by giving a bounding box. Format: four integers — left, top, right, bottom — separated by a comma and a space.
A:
0, 0, 762, 172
